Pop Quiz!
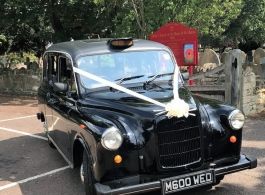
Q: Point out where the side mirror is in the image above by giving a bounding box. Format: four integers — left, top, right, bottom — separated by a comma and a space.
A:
53, 82, 68, 92
181, 72, 189, 81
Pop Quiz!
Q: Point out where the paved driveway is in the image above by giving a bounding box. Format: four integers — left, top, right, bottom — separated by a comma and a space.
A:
0, 95, 264, 195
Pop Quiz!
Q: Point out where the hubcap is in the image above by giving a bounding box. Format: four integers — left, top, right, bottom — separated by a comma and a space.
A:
43, 122, 48, 133
80, 164, 84, 184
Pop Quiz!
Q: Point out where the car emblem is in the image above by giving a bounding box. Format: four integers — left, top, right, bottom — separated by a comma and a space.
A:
174, 120, 185, 125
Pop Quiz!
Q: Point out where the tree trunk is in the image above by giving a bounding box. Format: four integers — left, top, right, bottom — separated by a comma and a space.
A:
131, 0, 146, 39
49, 0, 64, 32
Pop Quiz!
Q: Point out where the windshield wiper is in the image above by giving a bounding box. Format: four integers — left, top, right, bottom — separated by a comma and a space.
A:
145, 72, 173, 85
143, 82, 166, 92
115, 75, 145, 84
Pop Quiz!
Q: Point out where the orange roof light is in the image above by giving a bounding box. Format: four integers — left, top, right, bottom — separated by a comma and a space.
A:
108, 38, 133, 47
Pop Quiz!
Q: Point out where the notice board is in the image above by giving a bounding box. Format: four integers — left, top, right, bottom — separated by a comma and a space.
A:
150, 22, 198, 66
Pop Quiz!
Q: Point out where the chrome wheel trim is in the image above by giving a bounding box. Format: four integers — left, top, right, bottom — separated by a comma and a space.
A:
80, 163, 84, 185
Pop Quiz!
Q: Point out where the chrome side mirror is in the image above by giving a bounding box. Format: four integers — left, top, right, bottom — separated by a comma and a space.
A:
181, 72, 189, 81
53, 82, 68, 92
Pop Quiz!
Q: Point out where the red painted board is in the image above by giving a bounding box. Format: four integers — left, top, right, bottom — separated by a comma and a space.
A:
150, 22, 198, 66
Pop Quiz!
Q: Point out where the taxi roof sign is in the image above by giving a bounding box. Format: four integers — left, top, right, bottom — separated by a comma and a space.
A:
107, 38, 133, 47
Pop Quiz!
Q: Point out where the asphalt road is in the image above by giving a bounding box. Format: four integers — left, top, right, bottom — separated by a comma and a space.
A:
0, 95, 264, 195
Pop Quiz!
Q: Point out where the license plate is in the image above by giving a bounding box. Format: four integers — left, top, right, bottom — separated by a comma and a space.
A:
161, 170, 214, 194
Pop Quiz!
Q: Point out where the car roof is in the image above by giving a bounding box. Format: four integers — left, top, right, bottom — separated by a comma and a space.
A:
45, 38, 170, 63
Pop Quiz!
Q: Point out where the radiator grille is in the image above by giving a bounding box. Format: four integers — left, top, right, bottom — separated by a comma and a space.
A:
156, 115, 201, 168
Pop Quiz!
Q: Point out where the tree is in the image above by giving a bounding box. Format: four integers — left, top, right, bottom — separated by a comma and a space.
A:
164, 0, 243, 48
0, 0, 113, 55
224, 0, 265, 51
111, 0, 244, 47
0, 0, 53, 56
1, 0, 265, 56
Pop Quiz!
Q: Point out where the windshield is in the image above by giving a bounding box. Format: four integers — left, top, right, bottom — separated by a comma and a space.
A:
77, 50, 178, 91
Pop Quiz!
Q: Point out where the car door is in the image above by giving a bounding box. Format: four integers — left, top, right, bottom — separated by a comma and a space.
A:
44, 53, 58, 141
52, 55, 77, 161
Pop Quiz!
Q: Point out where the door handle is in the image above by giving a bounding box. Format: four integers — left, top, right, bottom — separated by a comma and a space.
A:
48, 98, 58, 104
46, 93, 51, 100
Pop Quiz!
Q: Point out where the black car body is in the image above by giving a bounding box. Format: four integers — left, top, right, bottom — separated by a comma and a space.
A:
37, 38, 257, 195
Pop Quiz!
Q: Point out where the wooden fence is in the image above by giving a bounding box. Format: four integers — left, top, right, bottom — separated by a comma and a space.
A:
186, 50, 243, 109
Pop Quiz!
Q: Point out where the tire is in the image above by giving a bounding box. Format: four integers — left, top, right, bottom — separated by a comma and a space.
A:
214, 175, 225, 185
47, 134, 56, 149
83, 150, 96, 195
44, 122, 56, 149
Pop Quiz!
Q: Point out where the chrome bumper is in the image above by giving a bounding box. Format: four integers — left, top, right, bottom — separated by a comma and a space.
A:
95, 154, 257, 195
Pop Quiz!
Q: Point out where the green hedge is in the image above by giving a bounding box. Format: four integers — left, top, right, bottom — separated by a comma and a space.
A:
0, 52, 38, 65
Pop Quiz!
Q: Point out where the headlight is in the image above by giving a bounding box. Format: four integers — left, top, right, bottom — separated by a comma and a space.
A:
101, 127, 123, 150
228, 110, 245, 130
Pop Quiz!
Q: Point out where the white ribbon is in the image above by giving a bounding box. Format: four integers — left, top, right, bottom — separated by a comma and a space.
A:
153, 66, 195, 118
73, 66, 195, 118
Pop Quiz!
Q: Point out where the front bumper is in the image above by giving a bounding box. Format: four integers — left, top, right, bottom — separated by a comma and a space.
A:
95, 154, 257, 195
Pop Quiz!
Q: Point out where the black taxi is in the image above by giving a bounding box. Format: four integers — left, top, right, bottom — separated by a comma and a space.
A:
37, 38, 257, 195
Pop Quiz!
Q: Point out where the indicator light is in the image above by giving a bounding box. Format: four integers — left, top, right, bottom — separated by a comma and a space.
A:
230, 136, 237, 143
114, 155, 122, 164
80, 124, 86, 129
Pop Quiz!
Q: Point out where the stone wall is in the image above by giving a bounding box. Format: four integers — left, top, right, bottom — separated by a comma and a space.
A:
242, 70, 257, 115
0, 68, 42, 97
182, 48, 265, 116
242, 68, 265, 115
188, 65, 265, 115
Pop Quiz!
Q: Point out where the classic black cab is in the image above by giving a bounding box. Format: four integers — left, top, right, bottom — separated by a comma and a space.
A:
37, 38, 257, 195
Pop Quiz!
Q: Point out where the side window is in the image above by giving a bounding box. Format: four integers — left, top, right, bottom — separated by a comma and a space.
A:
58, 57, 76, 93
47, 54, 58, 85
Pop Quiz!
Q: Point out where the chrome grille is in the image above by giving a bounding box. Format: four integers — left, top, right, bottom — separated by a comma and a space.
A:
156, 115, 201, 168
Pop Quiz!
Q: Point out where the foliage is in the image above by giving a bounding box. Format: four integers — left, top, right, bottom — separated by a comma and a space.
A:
0, 0, 53, 56
0, 0, 265, 56
0, 35, 6, 45
111, 0, 245, 47
225, 0, 265, 47
0, 52, 38, 65
0, 0, 112, 56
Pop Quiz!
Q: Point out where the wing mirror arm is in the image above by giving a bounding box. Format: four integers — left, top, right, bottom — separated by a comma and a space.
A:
181, 72, 190, 81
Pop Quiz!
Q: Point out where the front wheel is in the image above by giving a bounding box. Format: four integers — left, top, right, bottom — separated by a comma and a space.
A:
47, 134, 56, 148
44, 122, 55, 149
82, 150, 96, 195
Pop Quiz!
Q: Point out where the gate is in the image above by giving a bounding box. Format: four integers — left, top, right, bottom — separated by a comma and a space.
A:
186, 49, 243, 109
